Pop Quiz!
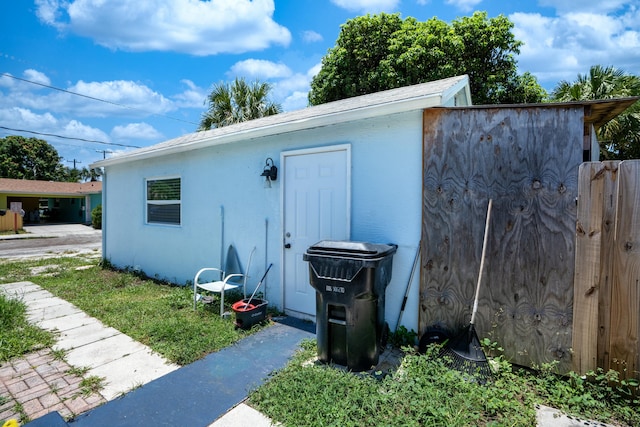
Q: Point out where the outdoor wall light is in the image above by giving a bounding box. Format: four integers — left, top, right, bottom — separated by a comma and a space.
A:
260, 157, 278, 187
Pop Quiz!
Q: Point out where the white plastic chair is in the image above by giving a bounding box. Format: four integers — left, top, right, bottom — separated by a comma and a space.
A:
193, 246, 255, 316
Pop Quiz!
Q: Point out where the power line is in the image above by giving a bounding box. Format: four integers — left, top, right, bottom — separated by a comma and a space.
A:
1, 72, 200, 126
0, 126, 141, 148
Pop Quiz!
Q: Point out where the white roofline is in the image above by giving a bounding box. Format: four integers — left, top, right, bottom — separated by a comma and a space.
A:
92, 75, 470, 168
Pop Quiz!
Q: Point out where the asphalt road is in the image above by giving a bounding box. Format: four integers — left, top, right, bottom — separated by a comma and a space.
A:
0, 224, 102, 260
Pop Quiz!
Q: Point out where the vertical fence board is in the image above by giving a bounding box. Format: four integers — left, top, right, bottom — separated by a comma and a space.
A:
0, 211, 22, 232
572, 163, 605, 373
597, 161, 620, 371
610, 160, 640, 379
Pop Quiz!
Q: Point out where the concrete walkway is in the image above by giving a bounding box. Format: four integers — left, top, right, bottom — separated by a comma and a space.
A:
3, 278, 621, 427
1, 281, 179, 401
0, 274, 623, 426
1, 224, 101, 240
0, 280, 312, 426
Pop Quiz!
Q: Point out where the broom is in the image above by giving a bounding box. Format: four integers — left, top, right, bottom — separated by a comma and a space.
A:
440, 199, 493, 383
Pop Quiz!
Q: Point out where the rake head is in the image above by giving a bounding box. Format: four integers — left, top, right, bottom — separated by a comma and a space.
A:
439, 324, 491, 384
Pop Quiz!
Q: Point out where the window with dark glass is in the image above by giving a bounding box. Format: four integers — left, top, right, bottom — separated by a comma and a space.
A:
146, 177, 181, 225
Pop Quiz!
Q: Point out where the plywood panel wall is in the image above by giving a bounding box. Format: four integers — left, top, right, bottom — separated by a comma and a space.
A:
421, 106, 583, 372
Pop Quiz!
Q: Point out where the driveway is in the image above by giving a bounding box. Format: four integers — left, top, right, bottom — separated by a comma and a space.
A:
0, 224, 102, 260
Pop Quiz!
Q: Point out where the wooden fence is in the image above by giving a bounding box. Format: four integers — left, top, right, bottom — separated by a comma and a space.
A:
0, 210, 23, 232
573, 160, 640, 379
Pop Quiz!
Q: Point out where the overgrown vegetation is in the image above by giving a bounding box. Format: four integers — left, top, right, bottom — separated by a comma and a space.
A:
0, 294, 54, 362
250, 341, 639, 427
2, 256, 638, 425
0, 256, 257, 365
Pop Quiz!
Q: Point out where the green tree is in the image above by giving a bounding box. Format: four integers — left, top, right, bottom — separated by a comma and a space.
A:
199, 77, 282, 130
0, 136, 66, 180
551, 65, 640, 160
309, 12, 547, 106
78, 166, 102, 182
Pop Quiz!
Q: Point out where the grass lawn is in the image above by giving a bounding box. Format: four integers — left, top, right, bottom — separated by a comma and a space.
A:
1, 254, 638, 426
250, 341, 640, 427
0, 255, 257, 365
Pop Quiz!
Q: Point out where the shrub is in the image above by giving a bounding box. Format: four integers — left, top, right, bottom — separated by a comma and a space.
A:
91, 204, 102, 229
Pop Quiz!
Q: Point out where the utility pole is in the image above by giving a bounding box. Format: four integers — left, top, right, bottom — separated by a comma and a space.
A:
96, 150, 113, 159
67, 159, 82, 169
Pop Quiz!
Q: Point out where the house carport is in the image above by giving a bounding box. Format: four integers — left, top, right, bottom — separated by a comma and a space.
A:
0, 178, 102, 228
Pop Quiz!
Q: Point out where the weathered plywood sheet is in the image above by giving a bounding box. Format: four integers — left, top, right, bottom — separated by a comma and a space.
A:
610, 160, 640, 379
421, 106, 583, 372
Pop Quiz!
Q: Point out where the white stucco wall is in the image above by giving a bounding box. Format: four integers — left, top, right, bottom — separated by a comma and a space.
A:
103, 109, 423, 333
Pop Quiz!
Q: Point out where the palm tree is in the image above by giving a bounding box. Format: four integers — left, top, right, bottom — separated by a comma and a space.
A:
551, 65, 640, 159
199, 77, 282, 130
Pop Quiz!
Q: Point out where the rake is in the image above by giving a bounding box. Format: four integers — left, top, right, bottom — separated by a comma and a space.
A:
439, 199, 493, 383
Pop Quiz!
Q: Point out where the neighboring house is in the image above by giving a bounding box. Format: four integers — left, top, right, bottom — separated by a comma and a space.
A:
91, 75, 472, 330
0, 178, 102, 228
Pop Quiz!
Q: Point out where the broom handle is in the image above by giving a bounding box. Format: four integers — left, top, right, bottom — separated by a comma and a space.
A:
470, 199, 492, 326
246, 263, 273, 307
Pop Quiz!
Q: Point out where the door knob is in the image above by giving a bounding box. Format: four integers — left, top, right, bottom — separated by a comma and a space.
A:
284, 243, 291, 249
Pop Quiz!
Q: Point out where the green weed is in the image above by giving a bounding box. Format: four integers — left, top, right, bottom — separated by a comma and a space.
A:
0, 256, 256, 365
0, 294, 54, 362
79, 376, 105, 397
250, 341, 639, 427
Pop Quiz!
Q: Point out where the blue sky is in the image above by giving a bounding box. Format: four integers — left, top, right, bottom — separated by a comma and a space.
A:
1, 0, 639, 170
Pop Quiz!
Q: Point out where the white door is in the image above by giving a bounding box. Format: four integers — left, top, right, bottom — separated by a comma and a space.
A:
282, 146, 350, 317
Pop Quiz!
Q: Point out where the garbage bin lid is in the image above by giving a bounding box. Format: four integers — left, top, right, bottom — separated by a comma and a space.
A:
305, 240, 397, 259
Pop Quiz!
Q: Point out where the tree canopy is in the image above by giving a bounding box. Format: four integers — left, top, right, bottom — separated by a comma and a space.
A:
0, 135, 100, 181
0, 136, 66, 180
309, 12, 547, 106
199, 77, 282, 130
551, 65, 640, 160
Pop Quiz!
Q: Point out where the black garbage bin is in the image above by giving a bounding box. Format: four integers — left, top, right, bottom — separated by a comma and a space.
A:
303, 240, 397, 371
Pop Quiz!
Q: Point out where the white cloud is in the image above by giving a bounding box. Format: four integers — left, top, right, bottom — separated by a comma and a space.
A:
0, 107, 58, 130
68, 80, 174, 116
445, 0, 482, 12
0, 107, 109, 146
172, 79, 207, 109
229, 59, 293, 79
35, 0, 291, 56
111, 122, 163, 141
35, 0, 65, 29
23, 69, 51, 86
330, 0, 399, 13
281, 91, 309, 112
1, 71, 176, 118
272, 64, 322, 112
511, 6, 640, 89
538, 0, 631, 14
302, 31, 323, 43
63, 119, 110, 142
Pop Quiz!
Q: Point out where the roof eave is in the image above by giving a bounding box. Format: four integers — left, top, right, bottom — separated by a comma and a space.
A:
92, 89, 465, 169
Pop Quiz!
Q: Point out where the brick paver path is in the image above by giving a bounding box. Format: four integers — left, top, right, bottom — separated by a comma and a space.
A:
0, 349, 106, 423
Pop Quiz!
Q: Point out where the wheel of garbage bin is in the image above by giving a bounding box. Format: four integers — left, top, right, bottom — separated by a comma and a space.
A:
418, 326, 451, 354
380, 322, 390, 352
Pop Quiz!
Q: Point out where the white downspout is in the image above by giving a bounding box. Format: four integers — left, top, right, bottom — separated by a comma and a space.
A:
101, 168, 107, 261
